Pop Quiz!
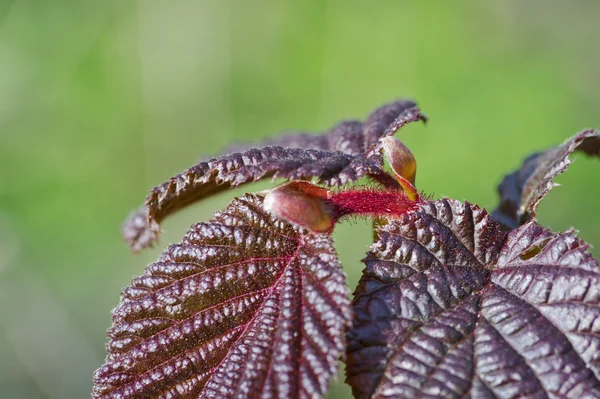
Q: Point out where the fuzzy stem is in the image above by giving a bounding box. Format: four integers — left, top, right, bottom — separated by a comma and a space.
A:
263, 182, 421, 234
328, 189, 420, 221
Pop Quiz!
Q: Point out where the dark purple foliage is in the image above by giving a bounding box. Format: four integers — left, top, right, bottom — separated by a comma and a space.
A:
95, 99, 600, 399
94, 194, 351, 399
123, 100, 425, 252
226, 100, 424, 154
348, 199, 600, 398
492, 129, 600, 228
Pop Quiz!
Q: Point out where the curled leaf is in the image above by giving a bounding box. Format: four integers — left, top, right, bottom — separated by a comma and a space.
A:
95, 194, 351, 399
577, 134, 600, 156
123, 146, 373, 252
492, 129, 600, 228
347, 199, 600, 399
229, 99, 426, 155
124, 100, 425, 252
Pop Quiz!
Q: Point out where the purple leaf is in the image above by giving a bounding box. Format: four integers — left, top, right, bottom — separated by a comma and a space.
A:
94, 194, 351, 399
492, 129, 600, 228
347, 199, 600, 399
226, 99, 424, 154
123, 100, 425, 252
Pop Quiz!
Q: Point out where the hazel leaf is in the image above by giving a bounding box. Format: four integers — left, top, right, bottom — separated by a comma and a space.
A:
347, 199, 600, 399
229, 99, 425, 155
492, 129, 600, 228
123, 100, 425, 252
94, 194, 351, 399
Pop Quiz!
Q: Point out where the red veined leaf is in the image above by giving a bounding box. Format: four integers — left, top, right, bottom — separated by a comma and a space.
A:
123, 100, 425, 252
492, 129, 600, 228
347, 199, 600, 399
94, 194, 351, 399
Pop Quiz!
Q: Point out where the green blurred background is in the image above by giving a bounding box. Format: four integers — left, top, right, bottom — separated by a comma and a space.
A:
0, 1, 598, 398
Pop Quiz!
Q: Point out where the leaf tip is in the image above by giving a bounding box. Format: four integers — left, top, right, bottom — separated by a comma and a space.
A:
122, 208, 160, 253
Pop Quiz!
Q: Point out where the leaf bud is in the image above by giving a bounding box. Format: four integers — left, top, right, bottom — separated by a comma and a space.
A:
381, 136, 418, 200
263, 181, 334, 233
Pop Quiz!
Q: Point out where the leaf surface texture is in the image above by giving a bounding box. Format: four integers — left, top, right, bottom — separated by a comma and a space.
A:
95, 194, 351, 399
348, 199, 600, 399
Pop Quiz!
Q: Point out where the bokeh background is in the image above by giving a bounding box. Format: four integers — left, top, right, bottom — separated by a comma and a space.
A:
1, 1, 599, 398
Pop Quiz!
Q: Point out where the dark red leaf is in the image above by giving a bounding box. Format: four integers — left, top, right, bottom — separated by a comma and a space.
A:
227, 99, 424, 155
123, 100, 425, 252
347, 199, 600, 399
492, 129, 600, 228
94, 194, 351, 399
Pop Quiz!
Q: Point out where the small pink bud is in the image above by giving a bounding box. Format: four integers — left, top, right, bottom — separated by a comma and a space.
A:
263, 181, 334, 233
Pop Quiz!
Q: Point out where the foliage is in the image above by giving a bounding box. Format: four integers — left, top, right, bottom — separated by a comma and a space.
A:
93, 100, 600, 398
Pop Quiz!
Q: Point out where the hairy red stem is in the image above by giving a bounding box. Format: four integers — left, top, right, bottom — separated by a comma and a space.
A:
328, 189, 421, 221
